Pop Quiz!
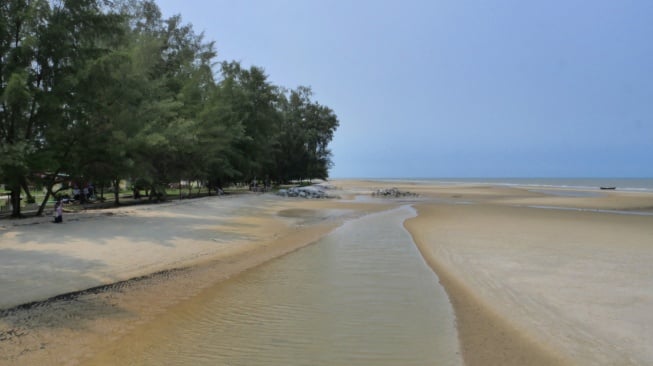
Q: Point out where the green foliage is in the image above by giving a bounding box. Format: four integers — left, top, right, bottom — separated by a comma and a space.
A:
1, 0, 339, 216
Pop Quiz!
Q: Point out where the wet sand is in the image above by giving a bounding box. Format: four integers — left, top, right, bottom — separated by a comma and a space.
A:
2, 181, 653, 365
392, 182, 653, 365
406, 202, 653, 366
347, 180, 653, 365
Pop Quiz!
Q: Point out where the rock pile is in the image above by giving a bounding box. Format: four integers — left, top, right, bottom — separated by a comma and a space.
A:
277, 186, 335, 199
372, 187, 418, 198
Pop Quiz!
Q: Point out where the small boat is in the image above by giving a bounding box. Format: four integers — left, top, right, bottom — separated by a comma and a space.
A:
600, 186, 616, 190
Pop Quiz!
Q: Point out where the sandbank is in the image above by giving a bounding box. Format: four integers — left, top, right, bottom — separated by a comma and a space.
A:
401, 189, 653, 365
338, 179, 653, 364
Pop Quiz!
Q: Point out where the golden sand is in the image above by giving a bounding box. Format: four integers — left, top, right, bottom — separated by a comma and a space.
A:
342, 180, 653, 365
0, 194, 393, 365
2, 181, 653, 365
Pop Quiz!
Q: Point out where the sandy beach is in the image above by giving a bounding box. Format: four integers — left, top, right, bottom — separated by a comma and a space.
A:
0, 191, 394, 365
339, 180, 653, 365
2, 181, 653, 365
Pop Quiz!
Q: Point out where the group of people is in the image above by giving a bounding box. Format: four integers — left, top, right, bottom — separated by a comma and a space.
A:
52, 183, 97, 223
249, 178, 272, 193
72, 184, 95, 203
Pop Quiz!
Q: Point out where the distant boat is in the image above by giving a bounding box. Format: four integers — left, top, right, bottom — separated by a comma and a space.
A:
600, 186, 616, 190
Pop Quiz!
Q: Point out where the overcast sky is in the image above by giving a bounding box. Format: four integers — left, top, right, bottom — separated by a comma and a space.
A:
155, 0, 652, 178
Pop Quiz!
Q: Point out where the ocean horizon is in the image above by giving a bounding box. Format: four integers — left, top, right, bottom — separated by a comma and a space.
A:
332, 177, 653, 192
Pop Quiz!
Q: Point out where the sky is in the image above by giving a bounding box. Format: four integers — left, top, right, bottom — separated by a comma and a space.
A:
155, 0, 653, 178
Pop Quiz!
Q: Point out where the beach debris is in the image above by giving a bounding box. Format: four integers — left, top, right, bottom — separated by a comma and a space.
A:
371, 187, 418, 198
276, 186, 337, 199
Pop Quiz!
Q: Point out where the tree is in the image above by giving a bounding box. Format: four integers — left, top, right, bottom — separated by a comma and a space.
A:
274, 86, 339, 182
1, 0, 53, 217
34, 0, 126, 211
218, 62, 282, 183
303, 101, 338, 180
1, 0, 340, 218
0, 0, 129, 216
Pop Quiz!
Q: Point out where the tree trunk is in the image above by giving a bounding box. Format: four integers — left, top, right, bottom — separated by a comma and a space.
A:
113, 179, 120, 206
20, 177, 34, 203
10, 185, 22, 218
37, 189, 52, 217
37, 172, 61, 216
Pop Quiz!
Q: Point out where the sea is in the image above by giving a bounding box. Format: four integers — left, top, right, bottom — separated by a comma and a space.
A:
375, 178, 653, 192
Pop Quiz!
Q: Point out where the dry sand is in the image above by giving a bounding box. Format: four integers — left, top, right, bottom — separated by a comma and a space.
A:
2, 181, 653, 365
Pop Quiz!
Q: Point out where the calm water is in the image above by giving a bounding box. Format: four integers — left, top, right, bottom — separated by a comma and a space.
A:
90, 206, 462, 366
380, 177, 653, 192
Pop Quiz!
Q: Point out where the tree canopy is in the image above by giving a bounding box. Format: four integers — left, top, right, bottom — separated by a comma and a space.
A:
0, 0, 339, 217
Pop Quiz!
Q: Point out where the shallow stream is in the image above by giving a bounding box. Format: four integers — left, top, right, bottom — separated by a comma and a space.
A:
89, 206, 462, 365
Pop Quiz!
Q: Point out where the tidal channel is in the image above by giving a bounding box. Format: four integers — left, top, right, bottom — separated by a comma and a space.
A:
89, 206, 462, 365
